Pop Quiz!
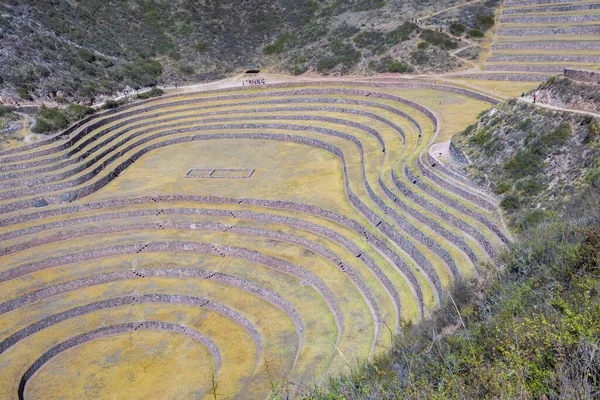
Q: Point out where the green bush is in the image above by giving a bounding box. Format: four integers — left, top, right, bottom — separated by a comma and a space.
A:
587, 159, 600, 187
468, 29, 484, 38
32, 118, 53, 134
417, 41, 429, 50
136, 87, 164, 99
504, 149, 543, 179
332, 22, 359, 39
520, 209, 547, 229
65, 104, 93, 120
476, 15, 495, 30
494, 182, 511, 195
316, 57, 338, 73
420, 29, 458, 50
0, 106, 13, 117
469, 127, 492, 146
103, 99, 122, 110
516, 176, 544, 195
262, 33, 291, 55
389, 62, 410, 73
353, 30, 384, 49
194, 40, 209, 53
449, 23, 466, 36
411, 49, 430, 65
541, 122, 571, 150
16, 86, 33, 101
385, 22, 419, 45
292, 64, 308, 76
31, 104, 93, 134
78, 48, 96, 63
500, 194, 521, 212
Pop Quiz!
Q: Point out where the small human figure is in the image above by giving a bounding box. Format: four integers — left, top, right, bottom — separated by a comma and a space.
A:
521, 92, 525, 97
533, 94, 537, 104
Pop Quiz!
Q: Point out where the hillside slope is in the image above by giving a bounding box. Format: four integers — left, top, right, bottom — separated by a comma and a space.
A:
0, 0, 499, 103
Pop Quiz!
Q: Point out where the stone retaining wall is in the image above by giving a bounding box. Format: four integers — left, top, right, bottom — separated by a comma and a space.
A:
497, 26, 600, 36
450, 73, 550, 82
505, 0, 583, 7
0, 207, 403, 328
390, 169, 496, 257
0, 194, 425, 315
403, 166, 508, 244
485, 64, 567, 73
17, 321, 220, 400
0, 81, 498, 159
0, 240, 344, 338
503, 3, 600, 14
492, 42, 600, 51
488, 55, 600, 63
500, 14, 600, 24
0, 122, 450, 300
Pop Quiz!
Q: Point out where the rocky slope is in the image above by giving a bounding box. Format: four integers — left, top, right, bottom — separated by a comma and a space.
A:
452, 97, 600, 228
534, 76, 600, 114
0, 0, 498, 103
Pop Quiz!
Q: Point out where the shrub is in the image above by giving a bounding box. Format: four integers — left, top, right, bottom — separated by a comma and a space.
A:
65, 104, 93, 120
587, 159, 600, 187
78, 48, 96, 63
136, 87, 164, 99
179, 65, 195, 75
500, 194, 520, 211
103, 99, 122, 110
494, 182, 511, 195
262, 33, 291, 55
389, 62, 410, 73
449, 23, 466, 36
16, 86, 33, 101
520, 209, 547, 229
352, 0, 386, 11
417, 41, 429, 50
516, 176, 544, 195
139, 60, 163, 77
316, 57, 338, 73
469, 127, 492, 146
411, 50, 430, 65
353, 30, 384, 49
0, 106, 13, 117
541, 122, 571, 150
292, 64, 308, 76
385, 22, 419, 45
32, 118, 53, 134
476, 15, 495, 30
468, 29, 484, 38
504, 149, 543, 179
420, 29, 458, 50
31, 104, 93, 134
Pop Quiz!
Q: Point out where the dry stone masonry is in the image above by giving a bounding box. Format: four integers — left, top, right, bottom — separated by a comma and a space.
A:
0, 81, 508, 398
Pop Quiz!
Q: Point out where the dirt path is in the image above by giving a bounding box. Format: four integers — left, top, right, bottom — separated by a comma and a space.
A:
519, 97, 600, 119
420, 0, 485, 21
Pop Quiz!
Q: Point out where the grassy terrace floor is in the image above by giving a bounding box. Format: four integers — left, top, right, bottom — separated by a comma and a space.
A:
0, 81, 507, 399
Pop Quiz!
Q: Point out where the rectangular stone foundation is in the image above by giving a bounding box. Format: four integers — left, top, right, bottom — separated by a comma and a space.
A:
185, 168, 255, 179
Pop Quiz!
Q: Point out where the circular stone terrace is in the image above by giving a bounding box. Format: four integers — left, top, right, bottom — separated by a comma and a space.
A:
0, 78, 509, 399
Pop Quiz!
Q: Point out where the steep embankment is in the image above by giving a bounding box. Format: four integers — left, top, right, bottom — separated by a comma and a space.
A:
453, 97, 600, 228
534, 75, 600, 115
